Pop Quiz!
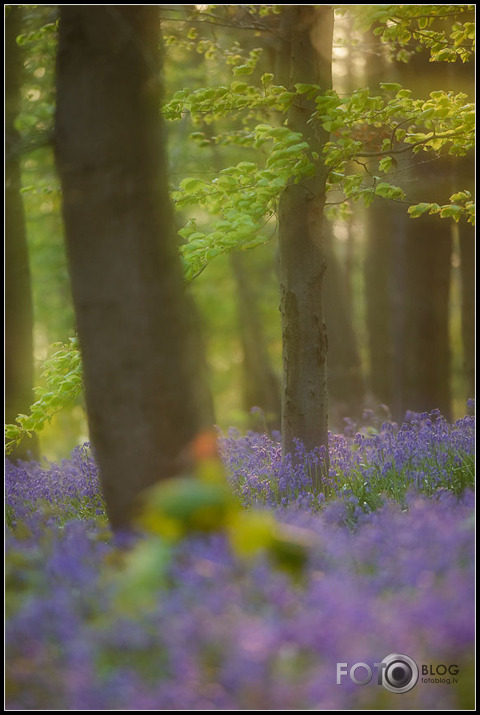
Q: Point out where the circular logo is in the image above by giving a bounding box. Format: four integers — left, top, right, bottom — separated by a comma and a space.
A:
381, 653, 419, 693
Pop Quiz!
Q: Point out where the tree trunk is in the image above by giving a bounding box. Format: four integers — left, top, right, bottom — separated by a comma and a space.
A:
363, 34, 461, 422
361, 31, 406, 421
184, 287, 217, 430
323, 226, 365, 420
199, 104, 281, 433
364, 200, 408, 419
402, 209, 452, 419
5, 6, 39, 461
277, 6, 334, 472
394, 40, 476, 422
459, 221, 475, 401
230, 252, 281, 432
55, 6, 199, 529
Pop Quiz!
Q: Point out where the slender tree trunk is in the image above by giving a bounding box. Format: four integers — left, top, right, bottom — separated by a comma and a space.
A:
362, 32, 406, 420
184, 287, 216, 429
364, 200, 408, 418
323, 225, 364, 419
5, 6, 39, 461
459, 221, 475, 401
278, 6, 334, 472
448, 55, 475, 407
199, 104, 281, 433
324, 11, 364, 422
364, 35, 460, 422
55, 6, 198, 529
402, 209, 452, 419
230, 252, 281, 432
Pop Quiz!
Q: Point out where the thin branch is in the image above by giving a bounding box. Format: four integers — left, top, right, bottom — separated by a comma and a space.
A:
354, 131, 469, 158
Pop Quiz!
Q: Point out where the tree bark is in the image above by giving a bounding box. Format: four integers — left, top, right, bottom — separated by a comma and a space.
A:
55, 6, 198, 529
5, 6, 39, 461
277, 6, 334, 471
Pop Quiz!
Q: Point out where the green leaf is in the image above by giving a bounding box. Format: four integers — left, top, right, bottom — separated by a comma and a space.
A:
375, 182, 404, 200
380, 82, 403, 93
408, 202, 435, 218
185, 232, 206, 243
432, 48, 458, 62
179, 178, 206, 194
295, 83, 319, 96
230, 81, 249, 93
379, 156, 394, 173
5, 424, 21, 440
450, 191, 470, 203
439, 205, 463, 221
235, 162, 257, 173
232, 64, 254, 76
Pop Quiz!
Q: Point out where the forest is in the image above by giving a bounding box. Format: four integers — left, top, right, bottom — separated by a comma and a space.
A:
5, 4, 475, 710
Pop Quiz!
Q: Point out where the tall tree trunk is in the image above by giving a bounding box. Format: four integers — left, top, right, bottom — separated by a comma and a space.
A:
55, 6, 199, 529
277, 6, 334, 472
364, 200, 408, 419
323, 226, 365, 420
230, 252, 281, 432
362, 32, 405, 420
199, 104, 281, 433
184, 287, 216, 430
324, 11, 365, 422
397, 46, 455, 420
395, 38, 477, 421
459, 221, 475, 402
402, 202, 452, 420
364, 34, 461, 422
5, 6, 39, 461
448, 59, 475, 408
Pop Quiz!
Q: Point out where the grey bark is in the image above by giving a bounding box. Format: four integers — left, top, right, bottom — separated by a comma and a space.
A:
277, 6, 334, 473
55, 6, 198, 528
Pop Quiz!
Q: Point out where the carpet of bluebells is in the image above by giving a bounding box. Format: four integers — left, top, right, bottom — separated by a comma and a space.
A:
5, 407, 475, 710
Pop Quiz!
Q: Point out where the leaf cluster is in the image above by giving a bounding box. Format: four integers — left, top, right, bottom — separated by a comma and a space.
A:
169, 76, 475, 259
14, 6, 58, 143
5, 338, 83, 455
408, 190, 475, 224
317, 84, 475, 215
350, 4, 475, 63
174, 124, 313, 281
163, 73, 294, 125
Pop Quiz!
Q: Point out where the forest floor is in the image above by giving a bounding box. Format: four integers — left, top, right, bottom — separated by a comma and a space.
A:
5, 407, 475, 709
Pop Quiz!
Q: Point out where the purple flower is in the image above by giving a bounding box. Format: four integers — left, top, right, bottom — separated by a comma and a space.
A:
5, 407, 475, 710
